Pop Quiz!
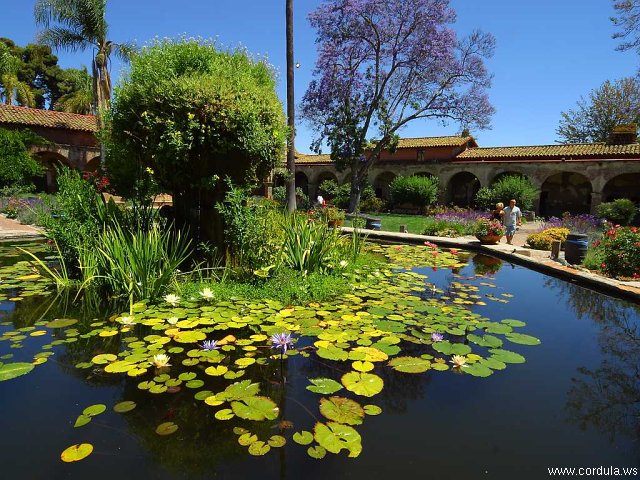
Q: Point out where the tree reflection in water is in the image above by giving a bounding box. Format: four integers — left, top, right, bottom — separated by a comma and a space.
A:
547, 277, 640, 440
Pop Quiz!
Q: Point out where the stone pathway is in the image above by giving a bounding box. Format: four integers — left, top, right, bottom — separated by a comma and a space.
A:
0, 214, 43, 240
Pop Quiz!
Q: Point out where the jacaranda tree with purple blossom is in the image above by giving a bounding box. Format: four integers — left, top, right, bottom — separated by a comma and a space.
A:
301, 0, 495, 212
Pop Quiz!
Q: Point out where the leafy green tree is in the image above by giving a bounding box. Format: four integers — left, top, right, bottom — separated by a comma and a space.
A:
0, 128, 44, 189
389, 175, 439, 208
0, 43, 35, 106
34, 0, 134, 117
475, 174, 538, 211
557, 78, 640, 144
103, 39, 287, 245
55, 67, 93, 114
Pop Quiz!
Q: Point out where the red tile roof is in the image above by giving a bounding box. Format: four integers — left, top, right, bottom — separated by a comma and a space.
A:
456, 143, 640, 161
0, 105, 97, 132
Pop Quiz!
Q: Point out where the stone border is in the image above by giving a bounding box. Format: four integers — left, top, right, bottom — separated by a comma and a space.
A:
342, 227, 640, 303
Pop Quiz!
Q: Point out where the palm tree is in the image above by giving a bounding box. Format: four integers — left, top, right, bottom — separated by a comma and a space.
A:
55, 67, 93, 114
0, 43, 35, 106
34, 0, 134, 122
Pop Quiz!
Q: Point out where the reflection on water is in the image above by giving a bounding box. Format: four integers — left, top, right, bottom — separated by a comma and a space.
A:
546, 277, 640, 441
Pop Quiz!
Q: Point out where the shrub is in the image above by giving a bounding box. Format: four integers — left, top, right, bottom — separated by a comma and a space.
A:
473, 219, 506, 237
359, 196, 385, 213
318, 180, 376, 209
526, 227, 570, 250
422, 219, 471, 237
272, 185, 309, 210
475, 175, 538, 211
390, 175, 439, 208
596, 199, 637, 225
0, 128, 45, 190
594, 226, 640, 278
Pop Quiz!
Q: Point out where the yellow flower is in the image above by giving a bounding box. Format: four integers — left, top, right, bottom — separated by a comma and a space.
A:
118, 316, 135, 326
164, 294, 180, 306
152, 354, 171, 368
450, 355, 468, 368
145, 167, 154, 175
166, 317, 179, 325
199, 288, 214, 300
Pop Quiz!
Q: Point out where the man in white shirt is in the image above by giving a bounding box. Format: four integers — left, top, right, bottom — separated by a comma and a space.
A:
503, 198, 522, 245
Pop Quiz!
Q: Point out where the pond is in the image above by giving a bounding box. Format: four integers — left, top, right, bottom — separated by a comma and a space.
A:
0, 243, 638, 479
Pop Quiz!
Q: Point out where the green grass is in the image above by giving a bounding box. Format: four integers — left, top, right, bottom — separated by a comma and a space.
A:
346, 213, 431, 234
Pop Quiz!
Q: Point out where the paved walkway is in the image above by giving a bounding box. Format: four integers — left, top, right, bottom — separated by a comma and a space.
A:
0, 214, 43, 240
343, 223, 640, 302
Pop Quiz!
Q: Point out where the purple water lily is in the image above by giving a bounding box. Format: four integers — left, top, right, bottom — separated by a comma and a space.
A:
431, 332, 445, 342
271, 333, 294, 354
200, 339, 219, 351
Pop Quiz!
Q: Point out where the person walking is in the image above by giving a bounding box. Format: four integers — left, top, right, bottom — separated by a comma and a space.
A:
491, 202, 504, 222
503, 199, 522, 245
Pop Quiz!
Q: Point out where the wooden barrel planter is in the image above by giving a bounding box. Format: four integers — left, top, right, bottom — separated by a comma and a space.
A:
475, 234, 502, 245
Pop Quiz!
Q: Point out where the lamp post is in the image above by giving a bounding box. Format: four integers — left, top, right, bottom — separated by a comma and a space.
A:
285, 0, 296, 212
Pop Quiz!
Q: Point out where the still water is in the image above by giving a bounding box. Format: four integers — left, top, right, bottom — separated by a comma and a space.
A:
0, 247, 638, 480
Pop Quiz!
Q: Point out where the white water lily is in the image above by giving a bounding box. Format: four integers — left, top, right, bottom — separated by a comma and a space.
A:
118, 316, 135, 326
166, 317, 179, 325
450, 355, 468, 368
164, 294, 180, 306
152, 354, 171, 368
200, 288, 214, 300
339, 260, 348, 268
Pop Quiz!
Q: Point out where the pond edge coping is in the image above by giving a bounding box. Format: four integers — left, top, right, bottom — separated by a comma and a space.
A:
342, 227, 640, 304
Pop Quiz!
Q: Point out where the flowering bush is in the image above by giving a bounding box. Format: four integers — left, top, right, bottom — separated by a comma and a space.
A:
473, 219, 505, 237
596, 198, 637, 226
526, 227, 569, 250
422, 208, 487, 237
541, 213, 602, 234
592, 226, 640, 278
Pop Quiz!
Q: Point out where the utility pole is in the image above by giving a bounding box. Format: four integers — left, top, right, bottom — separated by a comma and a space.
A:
285, 0, 296, 212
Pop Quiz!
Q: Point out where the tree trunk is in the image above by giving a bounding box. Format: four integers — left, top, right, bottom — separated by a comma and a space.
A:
285, 0, 296, 212
348, 169, 362, 213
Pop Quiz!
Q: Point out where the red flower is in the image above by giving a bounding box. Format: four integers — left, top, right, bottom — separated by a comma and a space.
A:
449, 248, 459, 255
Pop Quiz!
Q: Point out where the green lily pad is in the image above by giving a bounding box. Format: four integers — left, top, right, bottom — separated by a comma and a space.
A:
0, 362, 34, 381
293, 431, 314, 445
82, 404, 106, 417
155, 422, 178, 435
505, 333, 541, 346
46, 318, 78, 329
307, 445, 327, 459
113, 401, 137, 413
341, 371, 384, 397
268, 435, 286, 448
248, 440, 270, 456
314, 421, 362, 457
214, 409, 235, 420
306, 377, 343, 395
74, 414, 92, 428
231, 396, 279, 421
60, 443, 93, 462
489, 349, 526, 364
319, 396, 364, 425
220, 380, 260, 401
238, 433, 258, 446
388, 356, 431, 373
363, 404, 382, 415
464, 363, 494, 377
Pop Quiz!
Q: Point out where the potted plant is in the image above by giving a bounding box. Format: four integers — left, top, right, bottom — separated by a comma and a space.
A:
324, 206, 345, 228
473, 219, 505, 244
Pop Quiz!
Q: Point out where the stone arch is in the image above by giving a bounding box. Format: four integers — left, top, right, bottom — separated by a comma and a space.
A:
315, 171, 339, 187
491, 171, 527, 185
602, 173, 640, 203
33, 151, 71, 192
295, 172, 309, 196
539, 172, 592, 217
373, 171, 396, 200
84, 156, 101, 173
447, 172, 481, 207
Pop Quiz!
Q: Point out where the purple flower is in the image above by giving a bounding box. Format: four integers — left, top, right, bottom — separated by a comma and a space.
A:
431, 332, 444, 342
200, 340, 219, 351
271, 333, 294, 353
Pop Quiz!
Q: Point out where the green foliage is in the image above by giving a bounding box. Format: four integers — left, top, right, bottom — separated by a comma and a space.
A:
557, 77, 640, 144
422, 219, 473, 237
318, 180, 376, 210
105, 39, 287, 244
473, 219, 506, 237
54, 67, 93, 114
592, 226, 640, 278
475, 175, 538, 211
526, 227, 570, 250
596, 198, 637, 225
389, 175, 439, 208
272, 185, 309, 210
359, 196, 385, 213
0, 128, 45, 189
216, 184, 283, 276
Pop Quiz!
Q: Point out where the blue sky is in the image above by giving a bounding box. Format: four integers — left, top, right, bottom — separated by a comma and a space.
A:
4, 0, 637, 151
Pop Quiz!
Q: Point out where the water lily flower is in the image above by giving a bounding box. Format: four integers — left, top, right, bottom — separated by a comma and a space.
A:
200, 288, 214, 300
339, 260, 348, 268
152, 354, 171, 368
449, 248, 459, 255
271, 332, 294, 354
431, 332, 444, 342
450, 355, 468, 368
200, 339, 219, 351
119, 316, 135, 326
164, 294, 180, 306
166, 317, 179, 325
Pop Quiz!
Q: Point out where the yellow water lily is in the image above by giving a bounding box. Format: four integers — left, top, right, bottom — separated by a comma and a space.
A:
166, 317, 179, 325
199, 288, 214, 300
152, 354, 171, 368
118, 316, 135, 326
450, 355, 468, 368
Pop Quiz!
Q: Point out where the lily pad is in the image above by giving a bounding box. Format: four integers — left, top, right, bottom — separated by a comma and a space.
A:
113, 401, 137, 413
388, 356, 431, 373
0, 362, 34, 381
60, 443, 93, 463
293, 431, 314, 445
314, 421, 362, 458
489, 349, 526, 364
248, 441, 270, 456
46, 318, 78, 329
307, 445, 327, 459
155, 422, 178, 435
268, 435, 286, 448
319, 397, 365, 425
505, 333, 541, 346
231, 396, 279, 421
341, 371, 384, 397
306, 377, 343, 395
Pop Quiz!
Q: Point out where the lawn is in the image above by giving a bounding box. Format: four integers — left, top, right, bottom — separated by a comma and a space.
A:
346, 213, 430, 234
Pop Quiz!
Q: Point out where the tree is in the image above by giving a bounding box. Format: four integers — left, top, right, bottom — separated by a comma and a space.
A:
0, 43, 35, 106
285, 0, 297, 212
34, 0, 134, 118
557, 78, 640, 144
301, 0, 495, 212
474, 174, 538, 211
55, 67, 93, 114
611, 0, 640, 53
103, 39, 287, 245
0, 128, 45, 190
